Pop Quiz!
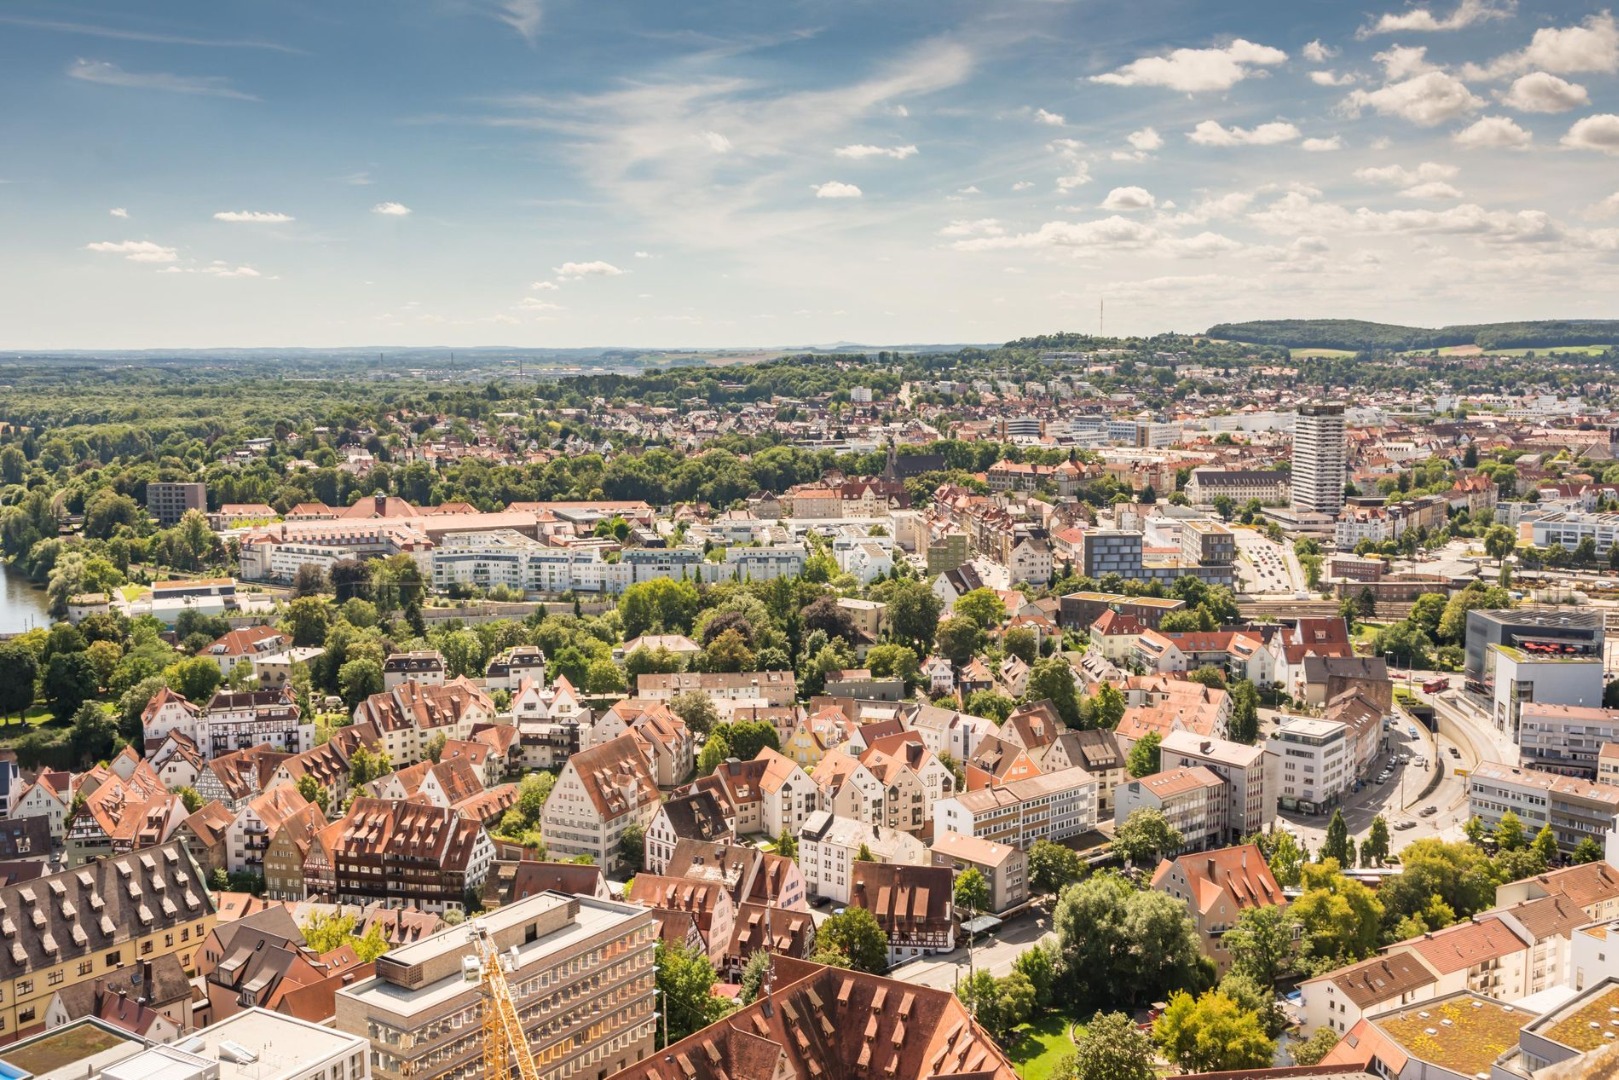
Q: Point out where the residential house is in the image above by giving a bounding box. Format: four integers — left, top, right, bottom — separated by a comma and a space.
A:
929, 832, 1027, 913
850, 863, 956, 966
540, 733, 660, 872
1152, 844, 1287, 976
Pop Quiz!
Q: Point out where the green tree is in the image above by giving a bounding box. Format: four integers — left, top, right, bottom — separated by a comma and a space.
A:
282, 596, 332, 648
697, 728, 731, 775
1054, 874, 1206, 1011
585, 657, 627, 694
1027, 838, 1085, 895
618, 822, 645, 871
953, 588, 1006, 631
176, 786, 204, 813
700, 629, 756, 674
963, 689, 1016, 723
1365, 815, 1391, 867
166, 655, 223, 703
738, 949, 772, 1005
1291, 862, 1383, 971
618, 579, 701, 640
338, 658, 383, 709
935, 616, 980, 667
1114, 808, 1183, 866
0, 643, 38, 722
1495, 810, 1526, 852
864, 643, 920, 686
1291, 1027, 1342, 1067
1154, 990, 1276, 1073
956, 969, 1036, 1042
775, 827, 797, 861
1574, 836, 1605, 864
1267, 830, 1307, 887
1002, 626, 1039, 666
297, 774, 330, 813
1126, 731, 1161, 778
1228, 679, 1260, 745
1224, 904, 1297, 987
655, 942, 732, 1046
668, 690, 719, 738
1320, 809, 1355, 867
817, 907, 889, 973
1092, 680, 1126, 728
887, 580, 943, 647
1058, 1012, 1157, 1080
1463, 815, 1487, 846
1026, 655, 1082, 726
43, 652, 99, 719
69, 701, 119, 764
953, 867, 990, 918
1531, 824, 1559, 867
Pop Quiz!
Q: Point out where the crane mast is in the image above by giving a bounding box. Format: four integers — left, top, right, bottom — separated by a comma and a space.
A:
462, 923, 542, 1080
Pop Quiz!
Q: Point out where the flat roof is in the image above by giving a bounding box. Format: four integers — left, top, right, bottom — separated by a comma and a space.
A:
341, 894, 645, 1020
1375, 993, 1531, 1077
0, 1021, 143, 1080
187, 1009, 365, 1080
1537, 983, 1619, 1052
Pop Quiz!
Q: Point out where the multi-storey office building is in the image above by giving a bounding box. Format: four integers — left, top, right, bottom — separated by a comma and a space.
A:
336, 892, 657, 1080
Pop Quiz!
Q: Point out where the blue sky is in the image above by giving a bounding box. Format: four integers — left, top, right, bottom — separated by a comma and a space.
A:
2, 0, 1617, 348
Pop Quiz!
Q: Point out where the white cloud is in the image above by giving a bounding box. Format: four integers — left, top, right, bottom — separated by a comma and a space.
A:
1499, 72, 1589, 113
1362, 0, 1514, 36
213, 210, 293, 223
701, 130, 731, 152
1303, 40, 1337, 62
952, 216, 1162, 251
1011, 181, 1034, 191
938, 218, 1004, 237
515, 297, 563, 312
1399, 180, 1465, 199
1302, 136, 1345, 151
1354, 161, 1459, 185
1187, 120, 1301, 146
1101, 186, 1157, 211
66, 58, 257, 99
1033, 108, 1065, 126
1311, 71, 1357, 87
1589, 193, 1619, 218
553, 260, 626, 278
813, 181, 862, 198
1047, 138, 1092, 191
205, 264, 260, 278
1453, 115, 1533, 148
1090, 38, 1287, 93
634, 251, 653, 258
833, 143, 918, 159
1374, 45, 1439, 80
491, 0, 544, 44
956, 185, 981, 195
109, 207, 127, 218
1342, 71, 1483, 126
372, 201, 412, 216
1465, 13, 1619, 78
1127, 127, 1164, 152
529, 280, 560, 290
1562, 113, 1619, 154
85, 239, 178, 263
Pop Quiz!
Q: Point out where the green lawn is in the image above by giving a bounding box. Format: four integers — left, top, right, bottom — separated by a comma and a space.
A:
0, 705, 67, 749
1006, 1015, 1080, 1080
1288, 348, 1357, 359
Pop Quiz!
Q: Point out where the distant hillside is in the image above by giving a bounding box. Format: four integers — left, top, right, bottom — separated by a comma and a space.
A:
1206, 318, 1619, 352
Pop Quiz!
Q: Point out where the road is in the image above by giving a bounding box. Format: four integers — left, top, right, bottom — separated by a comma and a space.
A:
888, 908, 1055, 991
1232, 529, 1303, 596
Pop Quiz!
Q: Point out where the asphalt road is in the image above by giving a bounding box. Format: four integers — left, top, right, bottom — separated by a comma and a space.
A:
888, 907, 1055, 991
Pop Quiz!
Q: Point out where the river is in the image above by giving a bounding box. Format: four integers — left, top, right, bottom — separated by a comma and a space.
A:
0, 562, 51, 635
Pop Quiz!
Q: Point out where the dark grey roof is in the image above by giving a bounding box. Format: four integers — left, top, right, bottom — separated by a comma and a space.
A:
0, 840, 214, 981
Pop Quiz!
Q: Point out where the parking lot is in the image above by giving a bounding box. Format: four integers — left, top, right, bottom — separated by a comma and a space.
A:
1232, 528, 1304, 597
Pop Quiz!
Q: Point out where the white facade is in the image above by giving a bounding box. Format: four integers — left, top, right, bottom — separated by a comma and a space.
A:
1160, 730, 1275, 841
1291, 404, 1347, 515
797, 811, 928, 905
1267, 715, 1349, 812
1489, 646, 1604, 741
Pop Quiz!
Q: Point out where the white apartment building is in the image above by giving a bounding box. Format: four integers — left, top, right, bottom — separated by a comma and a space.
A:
1469, 761, 1619, 854
1160, 730, 1274, 843
932, 767, 1099, 849
1517, 703, 1619, 777
1268, 715, 1349, 814
1488, 645, 1605, 741
797, 811, 928, 904
1114, 766, 1227, 853
1291, 404, 1347, 515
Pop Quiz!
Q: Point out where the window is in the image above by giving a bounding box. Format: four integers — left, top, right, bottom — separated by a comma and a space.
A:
16, 979, 32, 996
105, 951, 121, 967
18, 1007, 34, 1024
78, 960, 93, 976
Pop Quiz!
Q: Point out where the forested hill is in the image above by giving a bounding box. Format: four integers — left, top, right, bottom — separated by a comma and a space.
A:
1206, 318, 1619, 352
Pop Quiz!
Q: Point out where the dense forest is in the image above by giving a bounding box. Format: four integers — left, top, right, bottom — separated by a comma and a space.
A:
1207, 318, 1619, 353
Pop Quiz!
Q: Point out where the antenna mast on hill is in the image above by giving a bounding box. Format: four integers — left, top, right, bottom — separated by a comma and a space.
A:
1100, 298, 1105, 338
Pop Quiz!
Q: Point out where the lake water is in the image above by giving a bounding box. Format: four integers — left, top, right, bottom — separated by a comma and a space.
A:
0, 562, 50, 634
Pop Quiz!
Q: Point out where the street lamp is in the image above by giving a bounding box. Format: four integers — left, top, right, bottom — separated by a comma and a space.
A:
653, 988, 668, 1049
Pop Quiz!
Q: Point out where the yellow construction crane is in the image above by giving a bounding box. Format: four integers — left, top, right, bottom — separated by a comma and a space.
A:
462, 923, 541, 1080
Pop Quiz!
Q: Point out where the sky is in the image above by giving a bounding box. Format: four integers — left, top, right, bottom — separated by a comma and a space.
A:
2, 0, 1619, 349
